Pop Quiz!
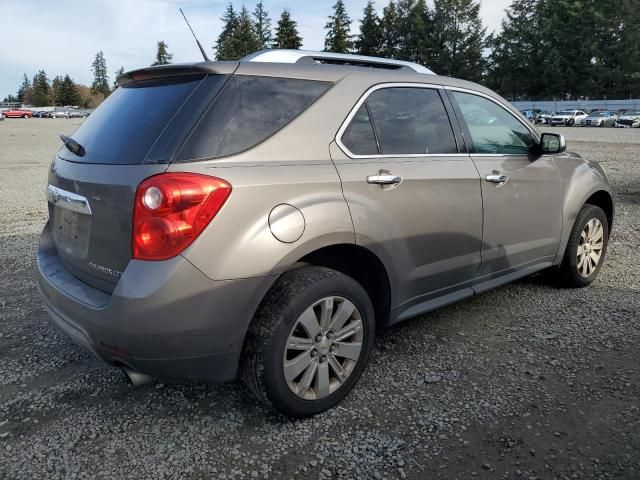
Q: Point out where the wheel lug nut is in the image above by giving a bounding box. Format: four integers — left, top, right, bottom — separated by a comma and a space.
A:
326, 331, 334, 339
311, 350, 318, 357
315, 334, 323, 342
320, 355, 327, 363
330, 345, 336, 352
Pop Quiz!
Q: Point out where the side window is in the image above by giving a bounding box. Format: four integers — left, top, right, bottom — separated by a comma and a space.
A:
178, 76, 331, 160
452, 91, 534, 155
341, 104, 379, 155
360, 87, 457, 155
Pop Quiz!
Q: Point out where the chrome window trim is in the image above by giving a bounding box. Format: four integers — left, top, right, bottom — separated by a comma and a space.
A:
444, 86, 541, 144
47, 185, 92, 216
335, 82, 468, 160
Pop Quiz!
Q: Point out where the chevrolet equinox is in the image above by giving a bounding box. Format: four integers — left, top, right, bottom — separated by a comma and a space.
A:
37, 50, 614, 417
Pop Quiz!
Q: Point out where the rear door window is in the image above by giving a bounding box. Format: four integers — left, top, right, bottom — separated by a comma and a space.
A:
365, 87, 458, 155
177, 75, 331, 161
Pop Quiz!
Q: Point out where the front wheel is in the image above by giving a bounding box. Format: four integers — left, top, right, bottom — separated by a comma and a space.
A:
241, 266, 375, 418
555, 204, 609, 287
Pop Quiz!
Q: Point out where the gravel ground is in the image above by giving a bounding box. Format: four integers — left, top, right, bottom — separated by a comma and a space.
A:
0, 119, 639, 479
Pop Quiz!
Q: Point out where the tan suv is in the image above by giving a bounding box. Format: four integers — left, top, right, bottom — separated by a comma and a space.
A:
37, 50, 613, 417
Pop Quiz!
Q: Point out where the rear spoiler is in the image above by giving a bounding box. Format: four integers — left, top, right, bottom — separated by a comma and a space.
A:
117, 61, 239, 86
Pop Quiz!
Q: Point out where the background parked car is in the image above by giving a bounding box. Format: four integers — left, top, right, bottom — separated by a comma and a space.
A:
615, 110, 640, 128
2, 108, 32, 118
49, 110, 70, 119
520, 110, 537, 123
580, 111, 617, 127
67, 110, 88, 118
549, 110, 588, 126
535, 110, 555, 124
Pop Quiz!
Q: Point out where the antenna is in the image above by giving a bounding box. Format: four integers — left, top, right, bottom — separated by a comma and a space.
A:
180, 8, 211, 62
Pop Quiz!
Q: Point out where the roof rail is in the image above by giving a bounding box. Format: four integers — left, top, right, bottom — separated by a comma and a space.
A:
241, 49, 435, 75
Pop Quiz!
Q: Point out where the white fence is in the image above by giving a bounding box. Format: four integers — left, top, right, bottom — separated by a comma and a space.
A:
512, 99, 640, 112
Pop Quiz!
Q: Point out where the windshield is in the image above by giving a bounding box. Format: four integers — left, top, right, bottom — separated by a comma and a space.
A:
557, 111, 575, 115
625, 111, 640, 116
591, 112, 607, 117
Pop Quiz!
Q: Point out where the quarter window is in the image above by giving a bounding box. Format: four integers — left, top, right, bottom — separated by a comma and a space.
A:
340, 86, 458, 156
452, 91, 534, 155
178, 75, 331, 161
341, 104, 378, 155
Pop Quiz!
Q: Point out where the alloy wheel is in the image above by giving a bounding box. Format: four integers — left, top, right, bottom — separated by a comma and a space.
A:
577, 218, 604, 277
283, 296, 363, 400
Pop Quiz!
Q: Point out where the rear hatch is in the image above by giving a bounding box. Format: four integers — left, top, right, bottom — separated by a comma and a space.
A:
47, 65, 233, 293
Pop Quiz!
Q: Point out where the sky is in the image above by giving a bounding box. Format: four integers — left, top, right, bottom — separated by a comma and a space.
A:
0, 0, 511, 99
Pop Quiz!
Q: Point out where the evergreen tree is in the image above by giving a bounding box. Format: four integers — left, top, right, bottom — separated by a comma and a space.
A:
215, 3, 239, 60
380, 1, 401, 58
152, 41, 173, 65
17, 74, 31, 103
324, 0, 353, 53
56, 75, 80, 106
486, 0, 545, 100
253, 1, 272, 50
591, 0, 640, 98
355, 1, 383, 56
234, 6, 261, 58
113, 66, 124, 90
273, 10, 303, 49
431, 0, 486, 82
91, 50, 110, 97
3, 94, 19, 103
31, 70, 51, 107
397, 0, 432, 64
51, 76, 63, 106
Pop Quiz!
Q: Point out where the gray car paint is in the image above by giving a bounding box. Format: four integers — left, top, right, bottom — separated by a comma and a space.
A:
37, 59, 614, 382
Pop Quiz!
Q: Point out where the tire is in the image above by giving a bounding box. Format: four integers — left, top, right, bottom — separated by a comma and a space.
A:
240, 266, 375, 418
568, 119, 575, 127
555, 204, 609, 288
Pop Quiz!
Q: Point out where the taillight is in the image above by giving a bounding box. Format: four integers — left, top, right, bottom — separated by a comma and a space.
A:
132, 173, 231, 261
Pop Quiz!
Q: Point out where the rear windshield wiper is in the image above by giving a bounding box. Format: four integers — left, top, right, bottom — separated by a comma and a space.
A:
60, 134, 86, 157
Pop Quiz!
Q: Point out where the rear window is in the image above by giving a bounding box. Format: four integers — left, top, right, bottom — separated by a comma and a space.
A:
177, 75, 331, 161
58, 76, 205, 164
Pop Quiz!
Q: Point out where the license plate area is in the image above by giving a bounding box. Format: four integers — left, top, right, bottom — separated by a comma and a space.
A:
51, 206, 91, 259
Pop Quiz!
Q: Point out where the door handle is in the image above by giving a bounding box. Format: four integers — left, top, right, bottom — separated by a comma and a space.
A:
485, 172, 508, 184
366, 173, 403, 185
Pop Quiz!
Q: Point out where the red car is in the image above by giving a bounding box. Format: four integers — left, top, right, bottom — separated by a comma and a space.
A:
2, 108, 32, 118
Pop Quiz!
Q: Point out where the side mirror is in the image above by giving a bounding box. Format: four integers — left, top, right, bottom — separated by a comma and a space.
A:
540, 133, 566, 154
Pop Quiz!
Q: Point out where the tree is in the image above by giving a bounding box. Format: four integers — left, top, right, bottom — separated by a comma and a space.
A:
31, 70, 51, 107
431, 0, 486, 82
380, 1, 401, 58
253, 1, 272, 50
486, 0, 545, 100
273, 10, 303, 49
215, 3, 239, 60
234, 6, 261, 57
3, 94, 18, 103
17, 74, 31, 104
397, 0, 432, 65
51, 76, 63, 105
324, 0, 353, 53
91, 50, 110, 97
355, 1, 383, 56
113, 66, 124, 90
152, 41, 173, 65
55, 75, 80, 106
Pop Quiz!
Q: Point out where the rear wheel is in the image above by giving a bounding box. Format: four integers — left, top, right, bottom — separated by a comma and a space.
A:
240, 266, 375, 418
555, 204, 609, 287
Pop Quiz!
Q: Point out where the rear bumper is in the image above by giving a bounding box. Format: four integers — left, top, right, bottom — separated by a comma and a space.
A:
37, 223, 276, 382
